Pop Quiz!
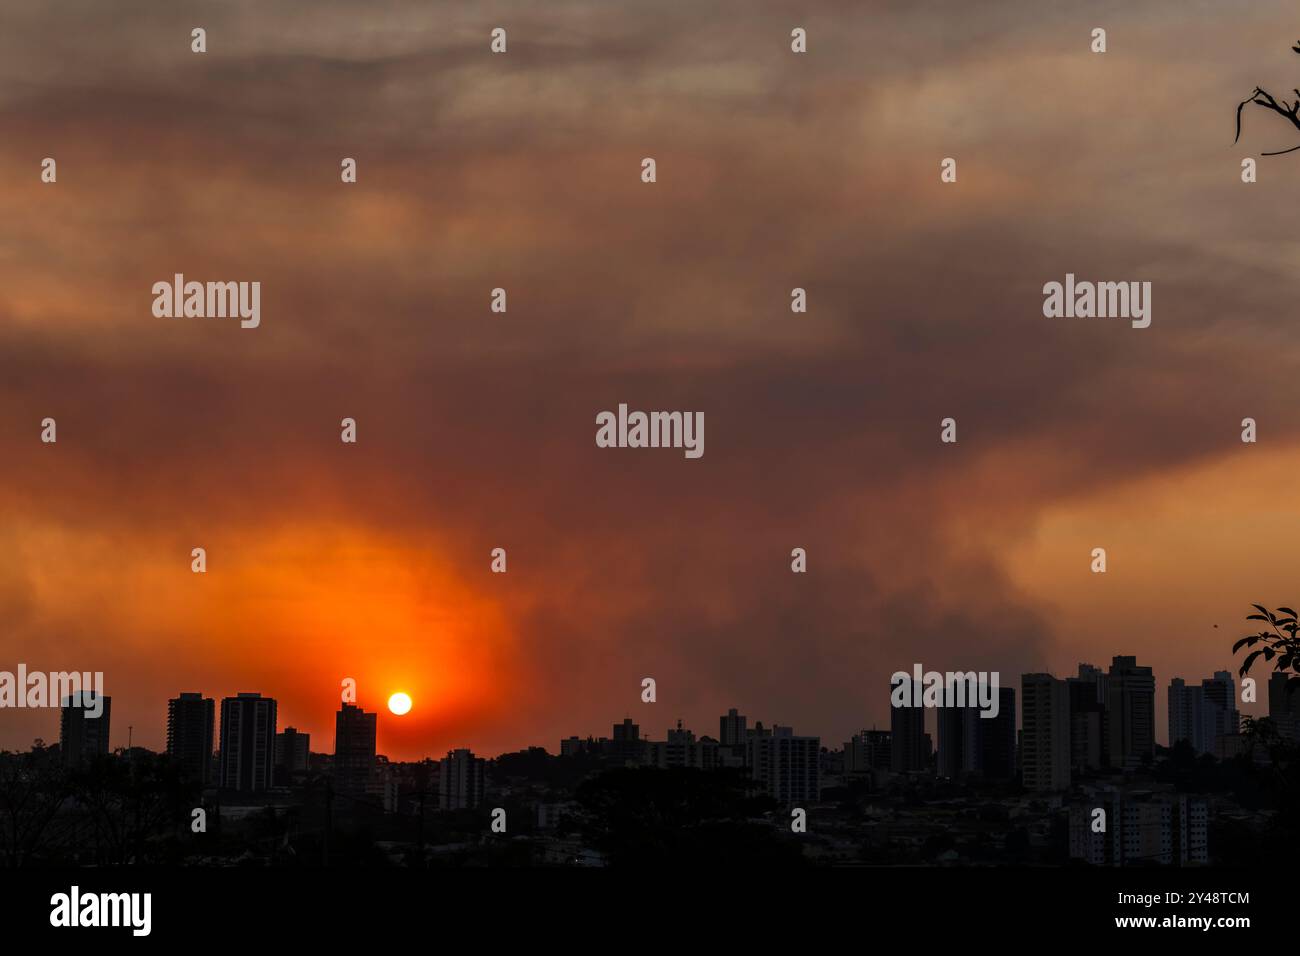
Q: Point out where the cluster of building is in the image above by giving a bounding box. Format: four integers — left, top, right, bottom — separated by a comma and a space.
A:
43, 655, 1300, 866
860, 657, 1300, 792
61, 691, 486, 811
1066, 789, 1210, 866
54, 659, 1300, 806
830, 657, 1299, 867
560, 710, 821, 804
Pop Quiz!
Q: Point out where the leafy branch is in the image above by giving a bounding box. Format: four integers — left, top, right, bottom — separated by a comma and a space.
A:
1234, 605, 1300, 695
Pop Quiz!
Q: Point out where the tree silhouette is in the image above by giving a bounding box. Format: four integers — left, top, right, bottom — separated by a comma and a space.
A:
573, 767, 803, 867
1233, 604, 1300, 696
64, 751, 198, 864
1234, 42, 1300, 155
0, 743, 68, 866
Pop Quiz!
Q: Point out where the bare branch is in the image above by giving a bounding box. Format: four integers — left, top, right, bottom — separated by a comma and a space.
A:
1236, 81, 1300, 147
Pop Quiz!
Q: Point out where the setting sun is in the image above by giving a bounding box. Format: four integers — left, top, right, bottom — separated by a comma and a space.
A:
388, 692, 412, 716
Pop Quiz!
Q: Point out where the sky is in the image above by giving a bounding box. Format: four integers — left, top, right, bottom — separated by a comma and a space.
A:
2, 0, 1300, 761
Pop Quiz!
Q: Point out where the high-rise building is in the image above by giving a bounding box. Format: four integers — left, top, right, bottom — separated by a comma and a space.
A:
610, 717, 641, 764
60, 693, 111, 767
1202, 671, 1238, 736
936, 705, 966, 778
1021, 674, 1070, 791
218, 693, 277, 792
1069, 792, 1208, 866
937, 686, 1015, 779
1171, 794, 1210, 865
1268, 671, 1300, 740
981, 687, 1016, 778
1067, 666, 1107, 773
745, 724, 819, 804
439, 748, 485, 809
890, 678, 929, 773
1168, 678, 1213, 754
334, 704, 377, 795
1106, 656, 1155, 768
720, 708, 747, 746
274, 726, 311, 785
1076, 663, 1109, 695
1168, 674, 1237, 756
166, 692, 214, 783
1199, 671, 1240, 758
844, 729, 891, 774
645, 721, 719, 769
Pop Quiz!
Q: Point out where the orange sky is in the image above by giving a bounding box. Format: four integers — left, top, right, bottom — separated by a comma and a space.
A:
3, 0, 1300, 758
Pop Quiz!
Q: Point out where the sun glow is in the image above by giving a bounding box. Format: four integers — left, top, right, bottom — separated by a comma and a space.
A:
388, 692, 412, 716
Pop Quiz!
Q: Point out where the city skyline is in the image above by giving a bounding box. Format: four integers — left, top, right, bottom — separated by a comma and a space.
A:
9, 647, 1294, 874
22, 650, 1284, 767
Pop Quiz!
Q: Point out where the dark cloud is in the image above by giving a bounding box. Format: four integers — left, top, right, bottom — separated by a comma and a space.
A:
2, 0, 1299, 755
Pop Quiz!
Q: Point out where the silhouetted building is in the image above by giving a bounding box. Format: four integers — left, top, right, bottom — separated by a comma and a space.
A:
1169, 678, 1216, 754
1202, 671, 1237, 728
716, 708, 748, 767
1106, 656, 1155, 768
937, 685, 1015, 779
1067, 666, 1107, 773
1076, 663, 1108, 693
60, 693, 111, 767
1268, 670, 1300, 740
166, 692, 214, 783
890, 678, 928, 773
1200, 671, 1240, 756
334, 704, 377, 795
844, 729, 891, 774
645, 720, 718, 769
218, 693, 277, 792
720, 708, 747, 746
745, 723, 819, 804
609, 718, 641, 764
439, 748, 485, 809
274, 726, 310, 785
560, 735, 599, 757
936, 705, 965, 778
981, 687, 1016, 778
1022, 674, 1070, 791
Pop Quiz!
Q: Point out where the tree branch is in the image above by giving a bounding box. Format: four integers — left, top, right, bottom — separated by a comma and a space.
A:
1237, 84, 1300, 145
